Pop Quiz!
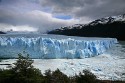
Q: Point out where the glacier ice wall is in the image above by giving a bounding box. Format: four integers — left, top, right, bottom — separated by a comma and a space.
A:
0, 35, 118, 59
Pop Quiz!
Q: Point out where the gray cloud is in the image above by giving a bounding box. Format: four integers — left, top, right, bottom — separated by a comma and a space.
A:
0, 9, 79, 32
0, 0, 125, 32
0, 0, 80, 32
41, 0, 125, 19
75, 0, 125, 19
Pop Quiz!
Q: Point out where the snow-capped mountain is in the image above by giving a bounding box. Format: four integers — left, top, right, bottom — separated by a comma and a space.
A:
0, 31, 6, 34
88, 14, 125, 26
48, 14, 125, 40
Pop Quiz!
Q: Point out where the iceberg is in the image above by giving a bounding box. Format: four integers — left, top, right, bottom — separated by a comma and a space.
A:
0, 34, 118, 59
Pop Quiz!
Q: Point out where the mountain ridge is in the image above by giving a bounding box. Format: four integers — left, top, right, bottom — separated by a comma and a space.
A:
48, 14, 125, 40
0, 31, 6, 34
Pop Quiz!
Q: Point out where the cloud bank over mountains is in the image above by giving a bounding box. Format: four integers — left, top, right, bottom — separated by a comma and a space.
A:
0, 0, 125, 32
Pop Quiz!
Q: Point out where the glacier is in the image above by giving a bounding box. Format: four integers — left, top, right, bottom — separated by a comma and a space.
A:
0, 34, 118, 59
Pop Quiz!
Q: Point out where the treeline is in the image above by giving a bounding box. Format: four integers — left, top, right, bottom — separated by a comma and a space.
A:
0, 54, 124, 83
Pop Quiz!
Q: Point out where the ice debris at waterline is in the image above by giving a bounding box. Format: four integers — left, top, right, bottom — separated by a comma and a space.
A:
0, 34, 118, 59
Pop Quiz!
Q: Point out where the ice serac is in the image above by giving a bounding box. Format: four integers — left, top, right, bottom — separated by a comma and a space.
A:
0, 35, 118, 59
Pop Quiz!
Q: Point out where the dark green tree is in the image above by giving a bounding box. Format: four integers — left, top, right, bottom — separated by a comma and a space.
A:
44, 69, 71, 83
75, 69, 98, 83
0, 53, 44, 83
51, 69, 70, 83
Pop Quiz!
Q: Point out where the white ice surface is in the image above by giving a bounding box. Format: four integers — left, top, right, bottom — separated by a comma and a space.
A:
0, 43, 125, 80
0, 34, 117, 59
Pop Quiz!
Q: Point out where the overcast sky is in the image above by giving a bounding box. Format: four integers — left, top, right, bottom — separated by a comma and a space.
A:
0, 0, 125, 32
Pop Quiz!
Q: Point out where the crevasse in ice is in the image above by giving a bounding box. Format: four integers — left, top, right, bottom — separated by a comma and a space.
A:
0, 35, 118, 59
